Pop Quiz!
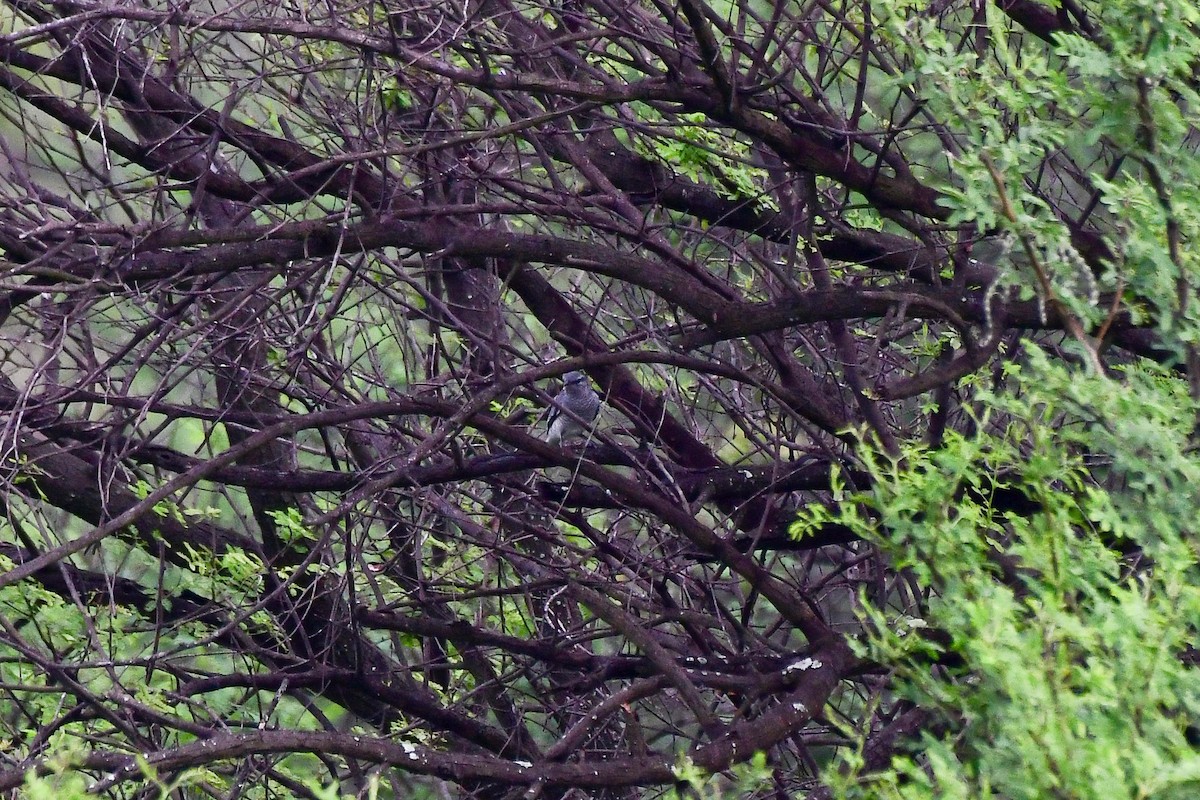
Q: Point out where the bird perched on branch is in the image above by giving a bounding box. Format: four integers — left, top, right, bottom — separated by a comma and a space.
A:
546, 371, 600, 445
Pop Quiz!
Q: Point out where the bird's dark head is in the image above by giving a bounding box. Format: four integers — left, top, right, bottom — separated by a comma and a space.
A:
563, 371, 588, 386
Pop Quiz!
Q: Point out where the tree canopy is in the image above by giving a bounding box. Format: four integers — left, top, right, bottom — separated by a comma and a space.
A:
0, 0, 1199, 797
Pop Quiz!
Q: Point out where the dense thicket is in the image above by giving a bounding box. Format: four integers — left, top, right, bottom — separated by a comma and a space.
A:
0, 0, 1198, 797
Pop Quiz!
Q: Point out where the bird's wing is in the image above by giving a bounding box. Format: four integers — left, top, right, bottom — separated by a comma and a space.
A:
545, 395, 565, 427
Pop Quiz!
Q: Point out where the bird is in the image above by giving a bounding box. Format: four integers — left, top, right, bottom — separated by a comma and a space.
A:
546, 371, 600, 445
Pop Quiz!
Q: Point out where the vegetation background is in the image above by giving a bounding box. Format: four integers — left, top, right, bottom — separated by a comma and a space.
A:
0, 0, 1197, 797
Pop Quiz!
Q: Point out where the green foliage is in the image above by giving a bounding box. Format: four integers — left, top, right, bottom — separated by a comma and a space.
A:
21, 762, 90, 800
268, 506, 319, 549
671, 751, 772, 800
789, 16, 1200, 788
620, 111, 778, 211
886, 0, 1200, 352
130, 479, 221, 526
795, 9, 1200, 790
797, 352, 1200, 799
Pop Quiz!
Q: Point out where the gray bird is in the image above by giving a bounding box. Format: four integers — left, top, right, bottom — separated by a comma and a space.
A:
546, 371, 600, 445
